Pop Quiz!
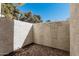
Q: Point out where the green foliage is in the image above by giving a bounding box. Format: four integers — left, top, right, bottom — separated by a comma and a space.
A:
1, 3, 20, 20
19, 11, 42, 23
1, 3, 43, 23
46, 20, 51, 22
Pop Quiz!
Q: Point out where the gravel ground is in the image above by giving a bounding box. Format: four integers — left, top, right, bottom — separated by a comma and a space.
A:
5, 43, 70, 56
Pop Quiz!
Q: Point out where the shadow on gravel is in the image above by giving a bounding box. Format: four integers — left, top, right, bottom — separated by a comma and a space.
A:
5, 43, 70, 56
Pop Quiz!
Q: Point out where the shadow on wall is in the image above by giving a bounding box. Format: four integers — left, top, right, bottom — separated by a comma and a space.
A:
0, 17, 70, 55
22, 26, 34, 47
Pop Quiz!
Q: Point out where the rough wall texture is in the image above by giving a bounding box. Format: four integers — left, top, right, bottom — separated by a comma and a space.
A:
14, 20, 33, 50
0, 18, 70, 55
22, 26, 34, 47
0, 17, 14, 55
33, 21, 70, 51
0, 18, 34, 55
70, 3, 79, 56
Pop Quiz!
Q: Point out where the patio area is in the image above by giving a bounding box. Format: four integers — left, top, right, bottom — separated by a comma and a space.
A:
5, 43, 69, 56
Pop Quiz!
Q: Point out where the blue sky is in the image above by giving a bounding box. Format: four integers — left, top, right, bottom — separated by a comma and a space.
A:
16, 3, 70, 22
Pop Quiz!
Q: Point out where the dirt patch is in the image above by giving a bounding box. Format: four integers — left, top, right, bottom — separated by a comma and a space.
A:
5, 43, 70, 56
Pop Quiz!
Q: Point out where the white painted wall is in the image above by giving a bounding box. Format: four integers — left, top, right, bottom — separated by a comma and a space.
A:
14, 20, 33, 50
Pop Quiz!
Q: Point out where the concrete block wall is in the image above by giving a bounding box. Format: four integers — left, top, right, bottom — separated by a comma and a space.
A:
1, 3, 79, 56
70, 18, 79, 56
0, 17, 70, 55
0, 18, 34, 55
33, 21, 70, 51
14, 20, 33, 50
70, 3, 79, 56
0, 18, 14, 55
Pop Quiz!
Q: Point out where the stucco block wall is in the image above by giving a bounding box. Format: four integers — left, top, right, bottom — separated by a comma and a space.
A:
70, 4, 79, 56
14, 20, 33, 50
70, 13, 79, 56
22, 26, 33, 47
0, 18, 34, 55
70, 18, 79, 56
33, 21, 70, 51
0, 18, 14, 55
0, 18, 70, 55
